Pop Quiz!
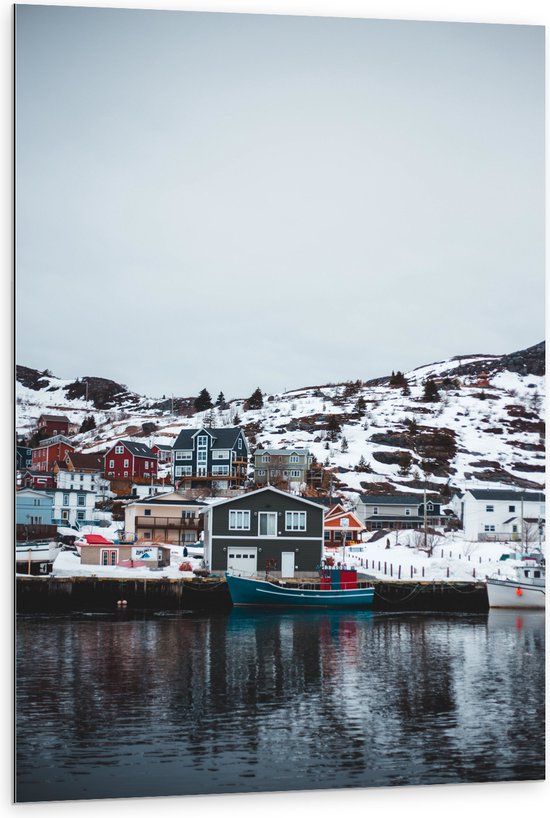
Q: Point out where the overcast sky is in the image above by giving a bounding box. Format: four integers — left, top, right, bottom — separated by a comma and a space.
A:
15, 4, 544, 400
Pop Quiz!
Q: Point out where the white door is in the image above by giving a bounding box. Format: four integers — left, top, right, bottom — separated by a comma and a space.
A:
281, 551, 295, 578
227, 547, 258, 576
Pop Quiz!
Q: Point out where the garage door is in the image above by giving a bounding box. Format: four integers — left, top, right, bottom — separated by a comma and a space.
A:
227, 547, 257, 576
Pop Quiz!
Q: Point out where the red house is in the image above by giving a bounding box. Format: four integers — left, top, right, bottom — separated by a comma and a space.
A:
19, 470, 56, 490
324, 505, 365, 547
151, 443, 173, 465
37, 414, 71, 437
32, 437, 75, 472
104, 440, 158, 481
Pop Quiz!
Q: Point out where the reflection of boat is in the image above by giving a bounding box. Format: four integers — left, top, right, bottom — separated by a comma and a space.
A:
486, 561, 545, 609
225, 570, 374, 608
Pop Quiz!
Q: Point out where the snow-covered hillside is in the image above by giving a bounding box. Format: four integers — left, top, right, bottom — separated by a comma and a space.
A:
16, 343, 545, 500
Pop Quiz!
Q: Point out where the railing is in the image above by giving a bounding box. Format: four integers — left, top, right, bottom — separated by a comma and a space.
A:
135, 516, 201, 529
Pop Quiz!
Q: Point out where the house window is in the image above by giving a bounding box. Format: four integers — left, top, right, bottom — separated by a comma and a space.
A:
229, 510, 250, 530
77, 511, 85, 521
238, 438, 242, 449
175, 451, 192, 460
486, 505, 494, 512
63, 494, 69, 506
212, 450, 229, 460
509, 505, 516, 512
77, 494, 85, 506
124, 459, 129, 468
124, 471, 128, 478
262, 454, 271, 463
144, 472, 150, 478
62, 510, 69, 520
175, 466, 192, 477
257, 469, 266, 477
512, 525, 518, 533
484, 525, 496, 532
289, 455, 300, 463
372, 507, 379, 515
144, 461, 149, 469
197, 450, 207, 464
109, 460, 114, 468
212, 465, 229, 476
290, 470, 300, 478
426, 502, 434, 511
197, 435, 208, 447
258, 511, 277, 536
115, 446, 124, 454
285, 511, 307, 531
183, 510, 195, 519
144, 509, 151, 516
405, 509, 411, 516
29, 516, 42, 525
101, 549, 118, 566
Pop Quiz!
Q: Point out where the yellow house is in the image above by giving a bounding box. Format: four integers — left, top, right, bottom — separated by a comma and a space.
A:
124, 491, 206, 544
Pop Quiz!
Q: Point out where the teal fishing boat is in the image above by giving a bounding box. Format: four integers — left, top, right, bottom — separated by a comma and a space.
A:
225, 569, 375, 608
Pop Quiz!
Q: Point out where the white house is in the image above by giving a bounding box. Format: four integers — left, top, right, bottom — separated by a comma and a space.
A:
50, 488, 97, 528
457, 489, 545, 543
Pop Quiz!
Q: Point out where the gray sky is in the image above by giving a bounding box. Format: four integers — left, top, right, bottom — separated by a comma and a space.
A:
15, 5, 544, 399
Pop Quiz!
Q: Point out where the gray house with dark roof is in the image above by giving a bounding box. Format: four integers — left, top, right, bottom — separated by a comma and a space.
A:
355, 494, 446, 530
202, 486, 325, 578
172, 427, 248, 490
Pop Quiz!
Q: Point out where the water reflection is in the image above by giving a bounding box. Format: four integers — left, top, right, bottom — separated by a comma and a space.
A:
16, 610, 544, 802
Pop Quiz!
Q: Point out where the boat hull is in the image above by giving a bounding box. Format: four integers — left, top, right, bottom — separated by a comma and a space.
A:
487, 578, 545, 609
225, 572, 375, 608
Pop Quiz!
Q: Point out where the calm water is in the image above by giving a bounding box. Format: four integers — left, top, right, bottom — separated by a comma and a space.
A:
16, 609, 545, 802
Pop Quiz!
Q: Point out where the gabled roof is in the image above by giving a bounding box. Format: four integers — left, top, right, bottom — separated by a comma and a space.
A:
107, 440, 157, 458
151, 444, 172, 451
202, 486, 326, 512
38, 414, 69, 423
324, 510, 364, 530
35, 435, 74, 448
467, 489, 545, 502
325, 503, 346, 519
359, 494, 440, 505
16, 488, 54, 499
254, 448, 310, 456
173, 427, 247, 451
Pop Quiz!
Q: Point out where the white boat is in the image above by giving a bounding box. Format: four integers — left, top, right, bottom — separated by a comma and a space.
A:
486, 560, 545, 609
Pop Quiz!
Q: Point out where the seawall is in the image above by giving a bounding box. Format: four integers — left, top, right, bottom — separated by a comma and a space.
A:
16, 576, 489, 613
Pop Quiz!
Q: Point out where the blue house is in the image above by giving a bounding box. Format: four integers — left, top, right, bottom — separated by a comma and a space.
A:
172, 427, 248, 490
16, 489, 54, 526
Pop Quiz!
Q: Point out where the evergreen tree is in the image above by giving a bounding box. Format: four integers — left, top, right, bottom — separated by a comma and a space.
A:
216, 391, 226, 408
340, 436, 349, 453
354, 395, 367, 415
247, 387, 264, 410
401, 379, 411, 396
422, 379, 440, 403
79, 415, 96, 433
326, 414, 341, 442
194, 388, 213, 412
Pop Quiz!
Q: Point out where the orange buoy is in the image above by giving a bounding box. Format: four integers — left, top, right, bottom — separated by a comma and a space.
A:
516, 587, 523, 597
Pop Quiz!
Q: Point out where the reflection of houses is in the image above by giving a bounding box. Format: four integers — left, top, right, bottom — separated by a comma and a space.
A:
124, 491, 206, 545
454, 489, 545, 542
253, 447, 312, 489
355, 494, 445, 530
324, 504, 364, 547
172, 427, 248, 490
202, 486, 325, 578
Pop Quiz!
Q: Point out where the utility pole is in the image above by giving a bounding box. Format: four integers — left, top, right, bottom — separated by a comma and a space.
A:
423, 479, 428, 551
520, 493, 525, 554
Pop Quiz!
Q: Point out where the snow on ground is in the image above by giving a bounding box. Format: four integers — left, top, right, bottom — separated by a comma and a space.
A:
325, 529, 545, 583
51, 544, 204, 579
